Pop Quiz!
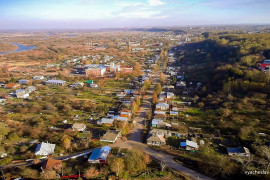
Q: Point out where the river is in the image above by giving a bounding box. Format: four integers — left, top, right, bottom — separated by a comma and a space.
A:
0, 42, 36, 55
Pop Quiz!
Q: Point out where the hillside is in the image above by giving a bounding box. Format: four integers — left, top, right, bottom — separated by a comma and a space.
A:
174, 33, 270, 175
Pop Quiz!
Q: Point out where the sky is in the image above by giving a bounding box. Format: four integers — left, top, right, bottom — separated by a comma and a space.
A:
0, 0, 270, 29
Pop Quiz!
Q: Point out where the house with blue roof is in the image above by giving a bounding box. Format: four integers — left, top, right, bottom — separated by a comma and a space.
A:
18, 79, 29, 85
226, 147, 250, 157
88, 146, 111, 164
179, 140, 199, 151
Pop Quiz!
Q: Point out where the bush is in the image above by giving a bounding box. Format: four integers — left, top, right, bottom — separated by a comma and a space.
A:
0, 157, 12, 165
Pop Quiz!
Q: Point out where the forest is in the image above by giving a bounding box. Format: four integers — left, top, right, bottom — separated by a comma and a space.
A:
174, 32, 270, 178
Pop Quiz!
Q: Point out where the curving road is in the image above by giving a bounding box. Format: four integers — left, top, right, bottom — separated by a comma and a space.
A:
111, 72, 213, 180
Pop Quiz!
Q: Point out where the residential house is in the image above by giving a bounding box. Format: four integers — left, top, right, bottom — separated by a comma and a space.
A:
154, 111, 166, 115
94, 46, 106, 51
170, 111, 178, 115
159, 92, 167, 99
88, 146, 111, 163
226, 147, 250, 157
33, 76, 45, 80
263, 59, 270, 64
109, 63, 121, 73
131, 48, 144, 53
16, 92, 29, 99
149, 129, 168, 136
149, 129, 186, 138
86, 80, 94, 86
46, 80, 66, 86
97, 117, 114, 125
117, 116, 128, 122
100, 130, 121, 143
163, 85, 175, 92
5, 83, 20, 89
72, 123, 86, 132
156, 103, 169, 111
122, 100, 131, 107
120, 111, 131, 119
258, 64, 270, 70
14, 88, 25, 94
124, 89, 135, 95
18, 79, 29, 85
35, 142, 56, 156
129, 41, 140, 46
73, 68, 86, 75
158, 121, 172, 129
152, 119, 164, 127
107, 111, 116, 117
147, 134, 166, 146
90, 83, 98, 88
0, 98, 6, 105
166, 92, 174, 99
180, 140, 199, 151
85, 67, 106, 76
122, 66, 133, 73
176, 81, 186, 89
25, 86, 36, 93
153, 114, 167, 119
71, 82, 84, 88
116, 91, 126, 97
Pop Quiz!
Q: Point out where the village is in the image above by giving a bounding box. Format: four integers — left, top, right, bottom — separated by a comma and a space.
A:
0, 29, 270, 179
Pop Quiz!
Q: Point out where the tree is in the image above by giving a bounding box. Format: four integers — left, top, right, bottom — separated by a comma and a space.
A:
134, 62, 142, 76
124, 149, 149, 174
172, 76, 177, 85
152, 92, 158, 104
219, 108, 231, 117
108, 156, 125, 177
154, 83, 162, 95
239, 126, 253, 140
199, 145, 236, 177
198, 102, 204, 108
20, 168, 39, 179
160, 49, 164, 60
143, 80, 151, 90
160, 72, 165, 83
202, 86, 207, 93
122, 125, 130, 136
62, 136, 71, 150
7, 132, 20, 141
0, 122, 10, 141
84, 167, 99, 178
193, 95, 199, 103
131, 101, 138, 114
0, 157, 12, 166
41, 170, 59, 179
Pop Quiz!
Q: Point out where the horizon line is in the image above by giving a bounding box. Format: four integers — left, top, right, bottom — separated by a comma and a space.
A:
0, 23, 270, 32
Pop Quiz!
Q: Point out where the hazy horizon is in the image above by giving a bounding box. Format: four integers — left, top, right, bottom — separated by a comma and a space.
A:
1, 0, 270, 30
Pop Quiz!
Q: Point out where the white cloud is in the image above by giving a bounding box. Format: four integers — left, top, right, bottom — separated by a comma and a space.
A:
149, 0, 165, 6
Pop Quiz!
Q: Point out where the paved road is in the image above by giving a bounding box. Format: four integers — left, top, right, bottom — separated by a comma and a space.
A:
113, 71, 213, 180
110, 141, 213, 180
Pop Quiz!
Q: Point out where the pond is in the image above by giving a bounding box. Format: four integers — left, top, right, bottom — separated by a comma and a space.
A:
0, 42, 36, 55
